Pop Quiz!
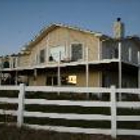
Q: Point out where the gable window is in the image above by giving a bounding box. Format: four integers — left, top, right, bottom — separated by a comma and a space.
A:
39, 49, 45, 63
49, 46, 65, 62
71, 44, 83, 61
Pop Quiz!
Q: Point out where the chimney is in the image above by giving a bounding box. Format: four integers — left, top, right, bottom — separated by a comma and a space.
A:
113, 18, 125, 39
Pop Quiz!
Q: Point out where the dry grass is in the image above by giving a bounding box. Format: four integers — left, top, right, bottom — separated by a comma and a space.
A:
0, 124, 140, 140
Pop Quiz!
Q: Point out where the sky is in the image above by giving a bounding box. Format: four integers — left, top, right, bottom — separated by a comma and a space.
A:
0, 0, 140, 56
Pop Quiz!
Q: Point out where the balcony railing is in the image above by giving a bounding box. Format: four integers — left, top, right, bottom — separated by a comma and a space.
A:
0, 48, 140, 71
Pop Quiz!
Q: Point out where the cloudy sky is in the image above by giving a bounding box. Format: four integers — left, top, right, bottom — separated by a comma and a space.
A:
0, 0, 140, 55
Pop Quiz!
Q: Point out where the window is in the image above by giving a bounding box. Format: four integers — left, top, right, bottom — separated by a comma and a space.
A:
114, 48, 118, 58
49, 46, 65, 62
46, 75, 77, 86
39, 49, 45, 63
71, 44, 83, 61
3, 61, 10, 68
61, 75, 77, 85
110, 47, 118, 59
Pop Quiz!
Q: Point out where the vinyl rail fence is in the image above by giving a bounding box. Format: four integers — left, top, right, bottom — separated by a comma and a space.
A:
0, 84, 140, 139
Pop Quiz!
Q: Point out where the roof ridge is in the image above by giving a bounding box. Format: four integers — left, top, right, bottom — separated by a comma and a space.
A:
20, 23, 109, 53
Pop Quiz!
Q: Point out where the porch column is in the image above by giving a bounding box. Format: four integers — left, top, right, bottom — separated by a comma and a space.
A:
138, 51, 140, 99
138, 67, 140, 99
86, 47, 89, 87
15, 70, 18, 85
34, 68, 37, 86
98, 38, 102, 60
57, 52, 61, 96
57, 52, 61, 86
0, 58, 3, 85
85, 47, 90, 99
0, 70, 2, 85
118, 41, 122, 101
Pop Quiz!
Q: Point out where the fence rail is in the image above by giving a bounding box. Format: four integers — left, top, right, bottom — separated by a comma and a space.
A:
0, 84, 140, 138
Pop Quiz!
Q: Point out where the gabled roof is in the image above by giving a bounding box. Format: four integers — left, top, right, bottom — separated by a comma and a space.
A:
5, 23, 140, 57
20, 23, 110, 53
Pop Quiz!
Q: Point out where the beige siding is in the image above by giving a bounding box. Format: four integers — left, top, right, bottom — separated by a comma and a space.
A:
30, 36, 48, 66
28, 76, 35, 86
28, 27, 99, 67
36, 74, 46, 86
18, 54, 30, 67
65, 29, 99, 61
30, 68, 102, 87
77, 71, 101, 87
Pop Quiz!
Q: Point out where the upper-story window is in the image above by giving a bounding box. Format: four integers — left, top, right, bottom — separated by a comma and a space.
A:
71, 43, 83, 61
114, 48, 118, 58
39, 49, 45, 63
49, 46, 65, 62
3, 61, 10, 68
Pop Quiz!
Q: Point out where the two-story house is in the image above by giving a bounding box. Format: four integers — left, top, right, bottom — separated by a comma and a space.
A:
0, 18, 140, 89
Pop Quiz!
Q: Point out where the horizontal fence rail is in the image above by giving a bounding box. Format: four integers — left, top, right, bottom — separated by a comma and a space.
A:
26, 86, 111, 93
0, 84, 140, 139
25, 99, 111, 107
0, 85, 20, 90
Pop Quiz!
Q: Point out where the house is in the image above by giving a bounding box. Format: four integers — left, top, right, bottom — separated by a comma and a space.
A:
0, 18, 140, 88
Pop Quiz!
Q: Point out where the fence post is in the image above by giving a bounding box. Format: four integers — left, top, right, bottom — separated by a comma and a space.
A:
17, 83, 25, 127
110, 85, 117, 139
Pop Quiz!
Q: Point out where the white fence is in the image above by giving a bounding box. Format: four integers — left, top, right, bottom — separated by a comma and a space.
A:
0, 84, 140, 139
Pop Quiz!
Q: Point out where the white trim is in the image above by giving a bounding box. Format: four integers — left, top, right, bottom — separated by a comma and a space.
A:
118, 42, 122, 101
138, 51, 140, 65
25, 124, 111, 135
128, 47, 132, 62
10, 57, 12, 68
97, 39, 101, 60
1, 59, 120, 71
25, 99, 111, 107
15, 57, 18, 68
85, 47, 89, 87
46, 35, 49, 63
66, 30, 70, 59
24, 111, 111, 121
1, 84, 140, 137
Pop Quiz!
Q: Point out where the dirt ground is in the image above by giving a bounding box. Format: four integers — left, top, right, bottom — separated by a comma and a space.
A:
0, 124, 140, 140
